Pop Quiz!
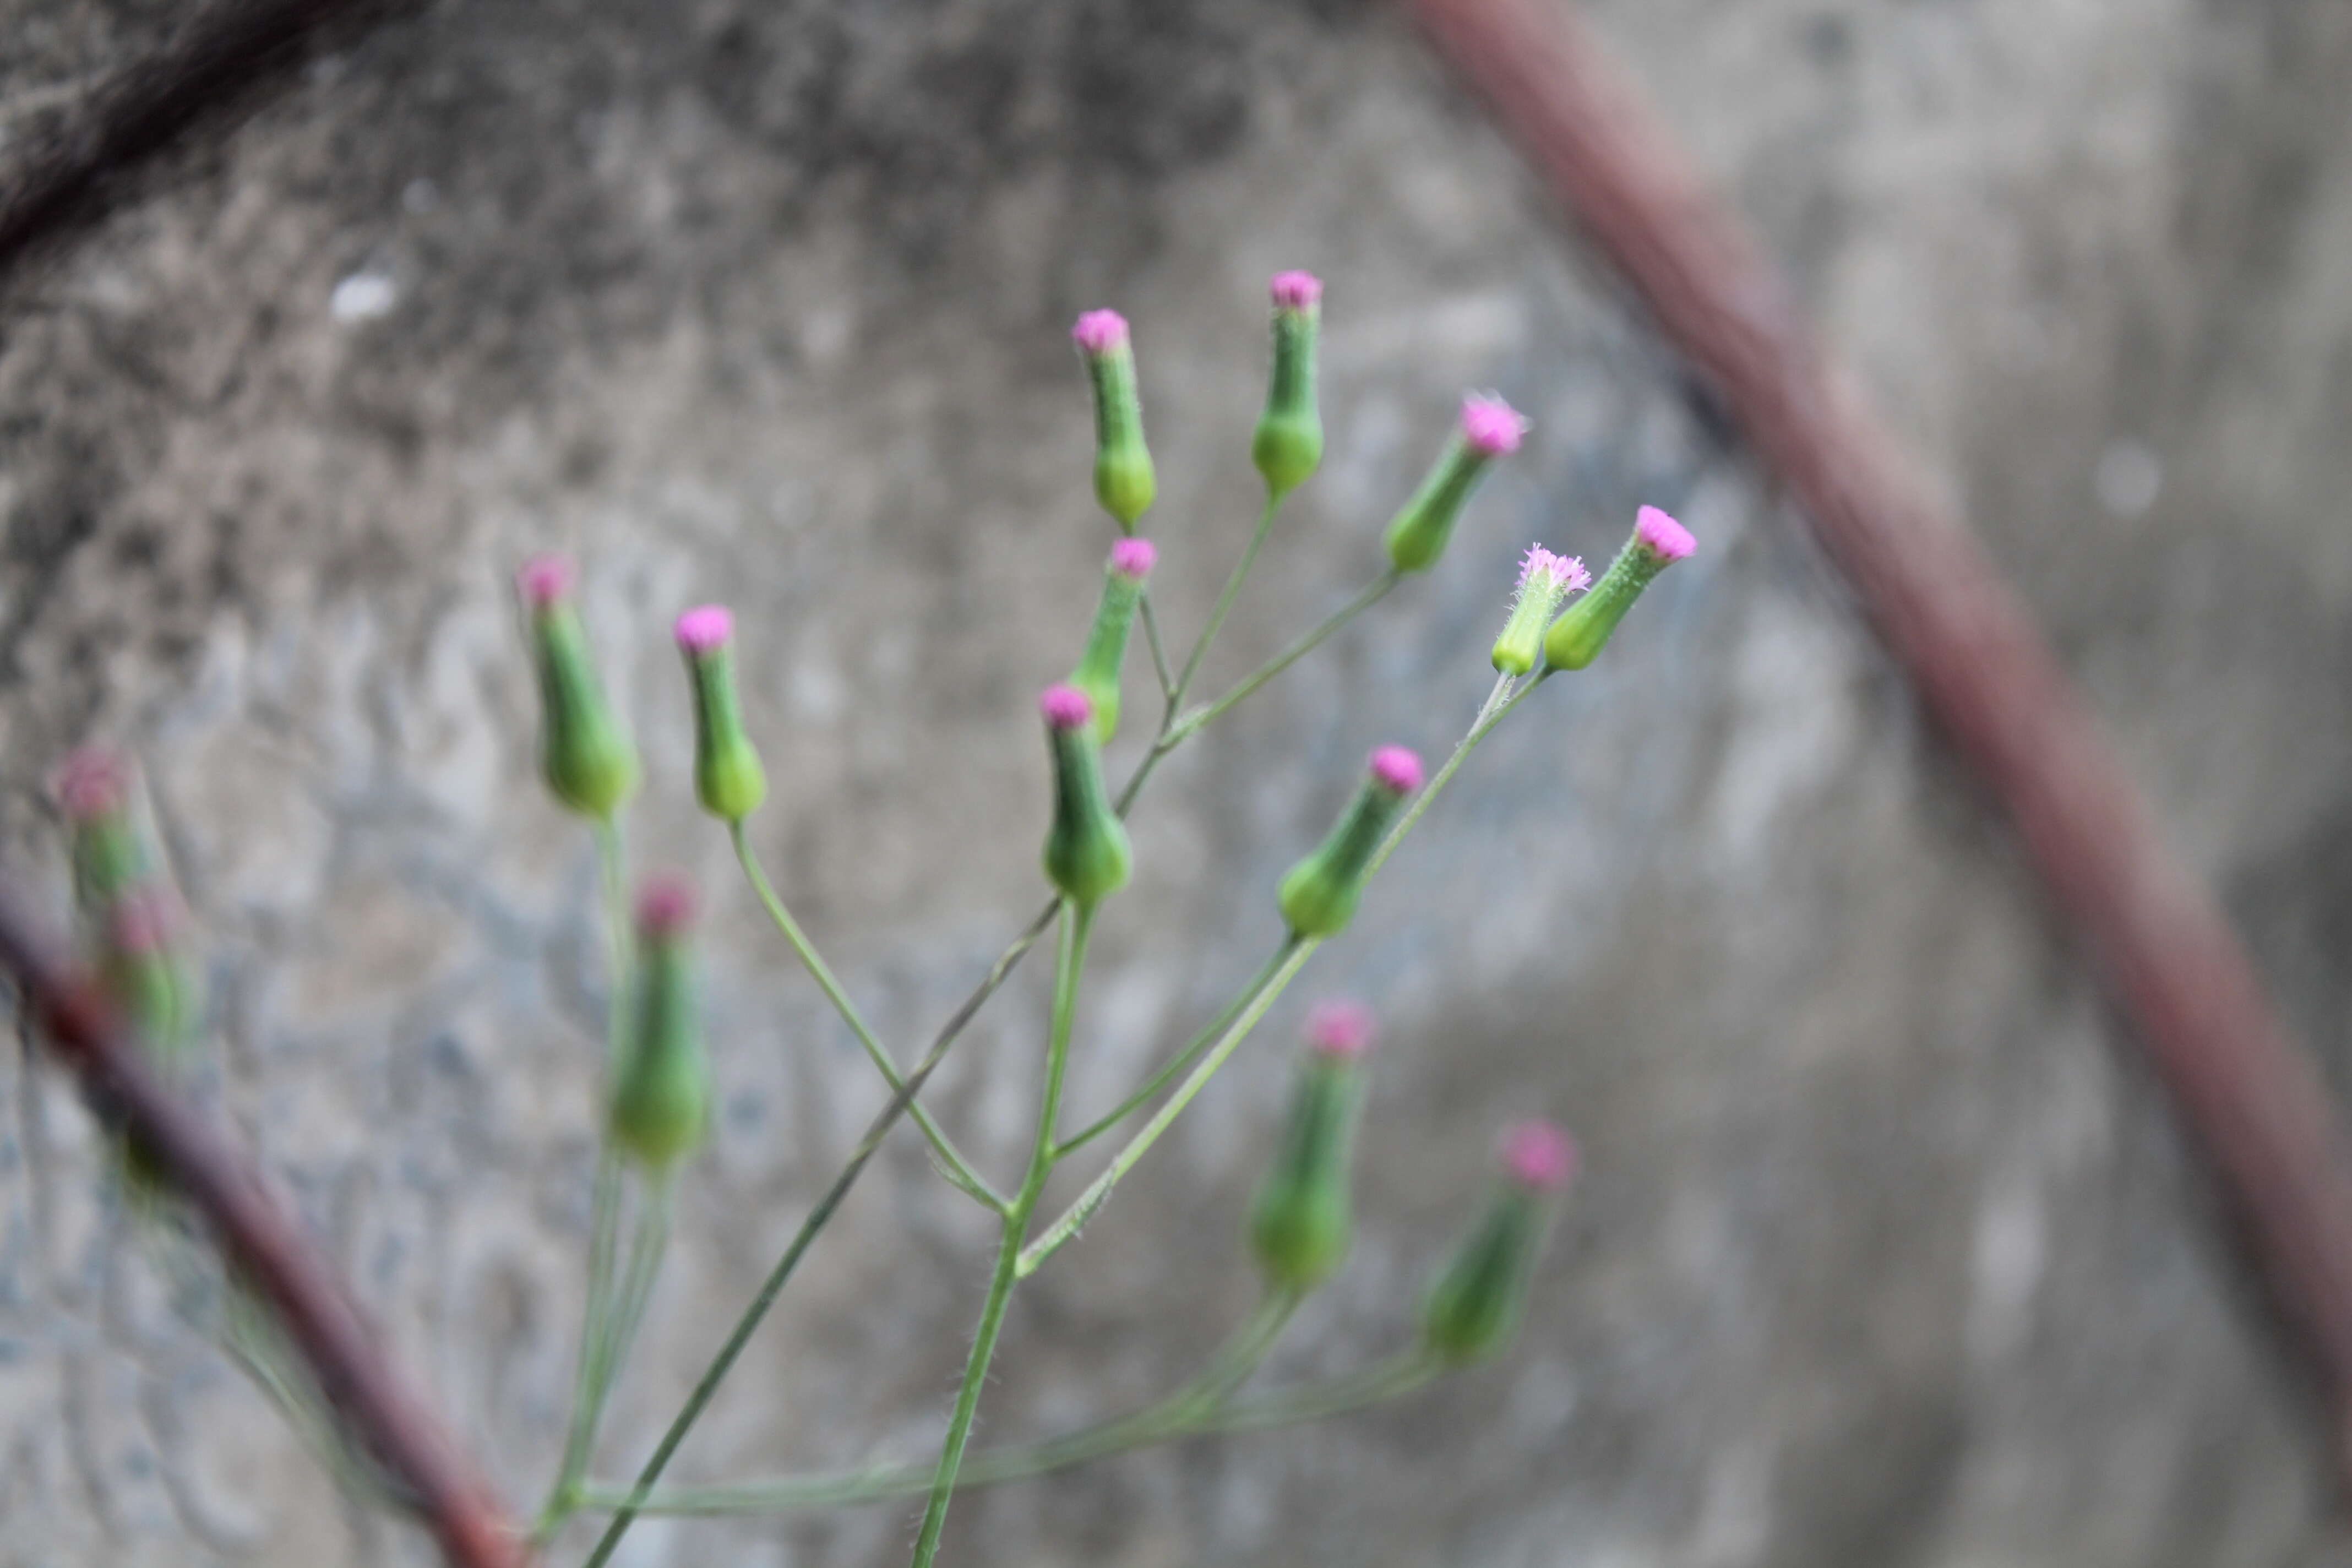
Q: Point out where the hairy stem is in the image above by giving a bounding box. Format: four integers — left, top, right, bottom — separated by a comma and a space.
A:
1020, 935, 1311, 1277
1169, 571, 1401, 745
910, 901, 1090, 1568
1174, 494, 1283, 704
1057, 942, 1295, 1158
733, 823, 1006, 1210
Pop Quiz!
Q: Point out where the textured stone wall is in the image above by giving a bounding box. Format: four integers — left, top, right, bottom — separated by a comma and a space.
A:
3, 1, 2352, 1564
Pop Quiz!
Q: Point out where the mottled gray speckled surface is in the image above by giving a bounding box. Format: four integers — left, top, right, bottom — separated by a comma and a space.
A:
4, 1, 2352, 1564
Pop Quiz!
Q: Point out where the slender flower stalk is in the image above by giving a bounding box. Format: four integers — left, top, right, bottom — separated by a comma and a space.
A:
910, 900, 1092, 1568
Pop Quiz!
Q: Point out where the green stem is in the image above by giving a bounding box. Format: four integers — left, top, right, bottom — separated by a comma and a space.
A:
540, 1152, 624, 1534
1169, 571, 1400, 744
1137, 592, 1177, 703
1056, 943, 1294, 1158
575, 1329, 1450, 1521
732, 823, 1007, 1211
1174, 494, 1282, 705
1364, 670, 1518, 884
579, 902, 1060, 1568
585, 546, 1408, 1566
1025, 668, 1529, 1280
909, 901, 1091, 1568
1019, 935, 1311, 1278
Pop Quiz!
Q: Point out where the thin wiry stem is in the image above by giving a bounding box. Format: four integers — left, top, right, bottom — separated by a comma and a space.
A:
1055, 943, 1294, 1158
732, 822, 1006, 1211
1174, 492, 1282, 703
587, 538, 1404, 1566
909, 900, 1089, 1568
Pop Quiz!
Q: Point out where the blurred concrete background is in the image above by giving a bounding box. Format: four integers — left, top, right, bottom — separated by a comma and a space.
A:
3, 0, 2351, 1563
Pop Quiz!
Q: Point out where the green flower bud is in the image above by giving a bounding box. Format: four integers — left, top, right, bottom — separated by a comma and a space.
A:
53, 748, 151, 915
674, 605, 767, 824
1074, 309, 1156, 531
97, 887, 197, 1060
1276, 745, 1422, 939
1039, 684, 1133, 906
1069, 539, 1157, 744
1542, 506, 1696, 672
1421, 1121, 1576, 1365
1248, 1002, 1374, 1293
1251, 273, 1325, 499
1490, 546, 1592, 676
607, 876, 711, 1169
519, 554, 639, 820
96, 885, 200, 1195
1382, 395, 1526, 574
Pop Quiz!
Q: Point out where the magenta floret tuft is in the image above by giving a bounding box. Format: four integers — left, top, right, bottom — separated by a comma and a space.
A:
517, 552, 576, 609
674, 604, 734, 654
635, 873, 698, 939
1303, 1000, 1376, 1061
1270, 270, 1324, 309
1460, 394, 1528, 458
1071, 309, 1130, 355
1039, 682, 1095, 731
1368, 744, 1424, 794
1109, 537, 1158, 579
1501, 1120, 1577, 1193
1634, 504, 1695, 562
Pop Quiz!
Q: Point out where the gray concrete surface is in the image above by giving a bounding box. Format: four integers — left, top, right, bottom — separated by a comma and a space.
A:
2, 1, 2351, 1564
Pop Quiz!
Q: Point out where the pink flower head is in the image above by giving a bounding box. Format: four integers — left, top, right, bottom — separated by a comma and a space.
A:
1460, 394, 1528, 458
1269, 270, 1323, 310
1303, 1000, 1376, 1061
1501, 1120, 1577, 1193
1368, 744, 1424, 795
516, 552, 576, 609
53, 746, 132, 824
674, 604, 734, 655
108, 886, 180, 956
1071, 309, 1130, 356
1518, 544, 1591, 597
1634, 504, 1695, 563
1039, 682, 1095, 732
635, 873, 698, 940
1108, 537, 1158, 580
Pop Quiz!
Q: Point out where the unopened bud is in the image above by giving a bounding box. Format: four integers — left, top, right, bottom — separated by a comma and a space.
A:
1069, 538, 1157, 744
1074, 309, 1156, 531
1276, 746, 1422, 938
520, 554, 639, 820
1251, 271, 1325, 499
97, 885, 196, 1062
608, 874, 711, 1168
1541, 505, 1695, 672
1383, 395, 1526, 574
676, 605, 767, 823
1248, 1000, 1375, 1293
1039, 684, 1133, 906
1490, 545, 1591, 676
1419, 1120, 1576, 1364
53, 747, 149, 914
